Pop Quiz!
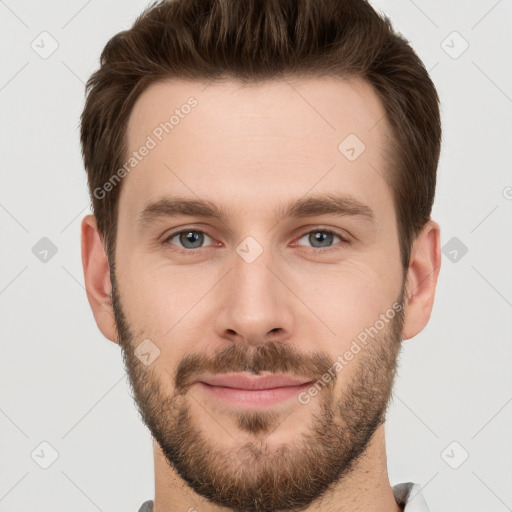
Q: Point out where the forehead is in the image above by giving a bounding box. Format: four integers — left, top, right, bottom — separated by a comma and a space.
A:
126, 75, 390, 150
121, 75, 394, 221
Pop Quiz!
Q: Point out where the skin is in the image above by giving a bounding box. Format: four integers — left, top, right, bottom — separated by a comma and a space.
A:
81, 76, 441, 512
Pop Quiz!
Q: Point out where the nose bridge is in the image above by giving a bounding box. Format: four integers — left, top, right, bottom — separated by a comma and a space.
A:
234, 241, 276, 305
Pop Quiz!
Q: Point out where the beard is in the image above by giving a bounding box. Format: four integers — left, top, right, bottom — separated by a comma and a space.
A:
111, 274, 406, 512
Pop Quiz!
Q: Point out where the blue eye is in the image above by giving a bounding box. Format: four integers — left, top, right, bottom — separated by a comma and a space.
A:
163, 228, 348, 254
296, 230, 346, 249
166, 230, 213, 250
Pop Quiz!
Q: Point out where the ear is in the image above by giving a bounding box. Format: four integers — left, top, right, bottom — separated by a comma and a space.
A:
81, 214, 118, 344
402, 219, 442, 340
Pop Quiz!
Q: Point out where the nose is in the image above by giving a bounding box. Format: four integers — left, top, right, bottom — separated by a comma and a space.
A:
213, 242, 295, 347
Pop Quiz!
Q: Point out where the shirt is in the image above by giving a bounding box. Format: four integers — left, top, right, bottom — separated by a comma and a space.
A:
137, 481, 429, 511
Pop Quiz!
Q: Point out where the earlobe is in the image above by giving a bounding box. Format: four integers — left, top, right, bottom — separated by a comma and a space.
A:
81, 214, 118, 343
401, 219, 442, 341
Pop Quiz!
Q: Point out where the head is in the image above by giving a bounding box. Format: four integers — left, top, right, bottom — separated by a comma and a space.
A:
80, 1, 441, 510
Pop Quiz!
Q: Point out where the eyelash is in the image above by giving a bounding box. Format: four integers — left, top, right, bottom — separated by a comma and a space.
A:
162, 227, 350, 255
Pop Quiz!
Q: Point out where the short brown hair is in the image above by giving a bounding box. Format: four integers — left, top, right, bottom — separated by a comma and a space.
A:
80, 0, 441, 269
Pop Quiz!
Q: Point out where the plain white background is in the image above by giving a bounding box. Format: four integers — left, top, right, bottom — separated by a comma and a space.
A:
0, 1, 511, 511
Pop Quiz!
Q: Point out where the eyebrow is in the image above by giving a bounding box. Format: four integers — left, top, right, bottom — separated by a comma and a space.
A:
137, 193, 375, 227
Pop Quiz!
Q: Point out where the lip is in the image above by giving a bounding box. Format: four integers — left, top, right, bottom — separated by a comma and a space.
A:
199, 373, 313, 390
195, 373, 314, 408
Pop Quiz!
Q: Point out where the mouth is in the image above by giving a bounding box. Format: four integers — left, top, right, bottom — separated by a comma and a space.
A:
195, 373, 314, 407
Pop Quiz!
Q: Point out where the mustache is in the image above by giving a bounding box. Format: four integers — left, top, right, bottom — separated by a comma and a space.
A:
172, 341, 335, 395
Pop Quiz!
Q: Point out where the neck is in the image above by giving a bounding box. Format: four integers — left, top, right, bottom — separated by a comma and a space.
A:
152, 425, 401, 512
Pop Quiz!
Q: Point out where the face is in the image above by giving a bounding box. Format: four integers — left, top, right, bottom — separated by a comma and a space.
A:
111, 76, 407, 511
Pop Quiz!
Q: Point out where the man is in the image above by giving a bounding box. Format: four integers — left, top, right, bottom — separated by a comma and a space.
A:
79, 0, 441, 511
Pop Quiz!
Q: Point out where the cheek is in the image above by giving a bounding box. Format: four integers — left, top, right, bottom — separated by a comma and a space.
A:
117, 256, 401, 328
293, 259, 400, 338
114, 256, 216, 343
303, 268, 402, 392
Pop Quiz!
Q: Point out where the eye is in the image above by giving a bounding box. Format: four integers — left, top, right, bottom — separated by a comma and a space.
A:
162, 227, 349, 255
165, 229, 214, 250
296, 229, 348, 250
